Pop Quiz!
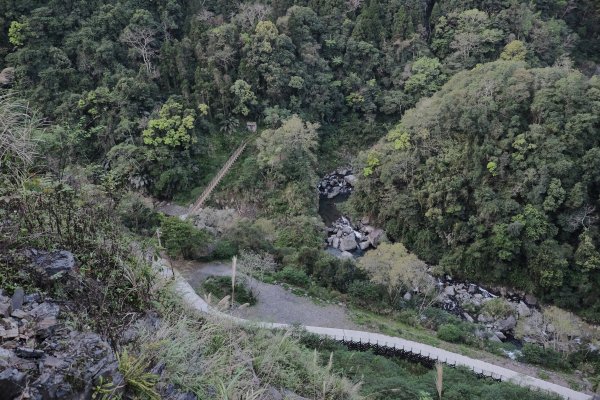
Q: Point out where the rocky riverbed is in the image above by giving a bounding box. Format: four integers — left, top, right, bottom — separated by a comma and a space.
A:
318, 168, 385, 258
318, 167, 357, 199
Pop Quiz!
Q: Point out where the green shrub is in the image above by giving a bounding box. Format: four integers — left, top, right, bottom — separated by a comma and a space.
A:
421, 307, 461, 330
437, 323, 472, 344
117, 193, 161, 235
160, 216, 210, 259
518, 343, 570, 371
201, 276, 257, 305
437, 324, 463, 343
481, 298, 514, 319
311, 252, 368, 293
348, 280, 385, 309
221, 219, 273, 254
397, 309, 419, 327
117, 349, 160, 400
275, 266, 310, 287
274, 216, 324, 249
212, 239, 237, 260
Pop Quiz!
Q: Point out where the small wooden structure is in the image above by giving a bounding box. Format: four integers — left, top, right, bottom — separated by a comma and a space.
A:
246, 122, 257, 132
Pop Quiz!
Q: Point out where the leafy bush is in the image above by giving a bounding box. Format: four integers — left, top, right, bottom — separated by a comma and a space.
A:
238, 250, 278, 279
160, 216, 210, 259
437, 324, 469, 343
211, 239, 237, 260
201, 276, 257, 305
397, 309, 419, 327
481, 298, 514, 319
421, 308, 461, 330
348, 280, 386, 309
274, 216, 324, 249
2, 176, 154, 337
311, 252, 368, 293
518, 344, 570, 371
275, 266, 310, 287
117, 193, 160, 235
221, 219, 274, 254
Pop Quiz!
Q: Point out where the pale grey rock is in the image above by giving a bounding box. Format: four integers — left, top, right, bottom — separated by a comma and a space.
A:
339, 236, 357, 252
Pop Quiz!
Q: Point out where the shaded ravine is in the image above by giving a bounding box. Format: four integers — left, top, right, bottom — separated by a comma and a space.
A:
156, 260, 592, 400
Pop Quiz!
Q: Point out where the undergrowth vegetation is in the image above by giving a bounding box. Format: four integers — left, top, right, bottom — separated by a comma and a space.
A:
135, 293, 361, 399
302, 336, 559, 400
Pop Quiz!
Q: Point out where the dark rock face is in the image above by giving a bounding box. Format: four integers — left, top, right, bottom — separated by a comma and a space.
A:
10, 288, 24, 314
0, 369, 26, 399
0, 292, 119, 400
318, 168, 356, 199
27, 249, 76, 278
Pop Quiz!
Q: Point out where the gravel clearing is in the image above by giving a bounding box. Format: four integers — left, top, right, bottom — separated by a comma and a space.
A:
174, 260, 360, 329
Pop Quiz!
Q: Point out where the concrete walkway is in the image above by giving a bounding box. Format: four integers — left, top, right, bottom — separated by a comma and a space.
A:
156, 262, 592, 400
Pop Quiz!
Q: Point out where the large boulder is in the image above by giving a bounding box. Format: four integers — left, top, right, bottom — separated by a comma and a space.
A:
344, 175, 357, 186
443, 286, 455, 296
10, 287, 24, 314
0, 67, 15, 87
339, 251, 354, 260
517, 301, 531, 317
496, 315, 517, 331
327, 186, 341, 199
367, 229, 385, 248
339, 235, 357, 252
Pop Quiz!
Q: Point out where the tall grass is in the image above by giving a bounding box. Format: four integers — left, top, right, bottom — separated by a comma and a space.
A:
135, 287, 361, 399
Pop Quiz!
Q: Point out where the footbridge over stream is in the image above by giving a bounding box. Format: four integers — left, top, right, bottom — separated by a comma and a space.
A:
155, 262, 593, 400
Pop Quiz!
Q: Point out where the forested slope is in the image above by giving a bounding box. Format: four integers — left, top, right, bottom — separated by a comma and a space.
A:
351, 61, 600, 321
1, 0, 598, 205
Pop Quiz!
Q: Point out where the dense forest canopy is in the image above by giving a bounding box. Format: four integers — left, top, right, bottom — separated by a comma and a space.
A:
2, 0, 600, 321
350, 60, 600, 320
1, 0, 598, 196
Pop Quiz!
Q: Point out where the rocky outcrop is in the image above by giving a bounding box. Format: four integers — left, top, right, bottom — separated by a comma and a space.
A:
326, 217, 387, 256
0, 289, 119, 399
27, 249, 76, 278
0, 287, 199, 400
318, 168, 356, 199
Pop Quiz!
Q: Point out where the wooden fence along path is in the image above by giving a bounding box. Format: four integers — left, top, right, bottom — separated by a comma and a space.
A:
189, 140, 249, 214
155, 263, 593, 400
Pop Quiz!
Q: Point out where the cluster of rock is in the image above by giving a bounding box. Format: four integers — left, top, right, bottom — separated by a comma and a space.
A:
318, 167, 357, 199
435, 279, 594, 350
436, 281, 522, 342
0, 289, 121, 399
326, 216, 385, 258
